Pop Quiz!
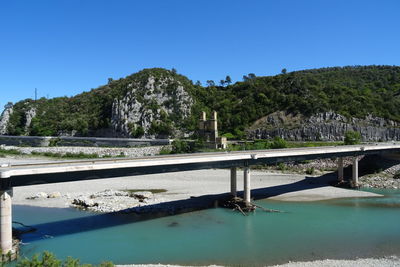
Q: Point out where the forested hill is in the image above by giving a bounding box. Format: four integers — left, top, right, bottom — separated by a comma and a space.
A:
207, 65, 400, 138
1, 65, 400, 139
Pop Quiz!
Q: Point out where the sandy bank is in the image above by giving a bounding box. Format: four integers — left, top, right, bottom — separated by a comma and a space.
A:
1, 156, 381, 211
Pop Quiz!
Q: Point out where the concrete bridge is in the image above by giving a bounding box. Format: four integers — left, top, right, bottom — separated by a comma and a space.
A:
1, 143, 400, 255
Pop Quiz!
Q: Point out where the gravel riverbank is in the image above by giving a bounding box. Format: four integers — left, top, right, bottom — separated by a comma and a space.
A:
2, 156, 381, 212
117, 256, 400, 267
1, 144, 167, 158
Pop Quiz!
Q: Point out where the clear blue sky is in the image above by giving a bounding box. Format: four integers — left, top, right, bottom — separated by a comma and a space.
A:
1, 0, 399, 110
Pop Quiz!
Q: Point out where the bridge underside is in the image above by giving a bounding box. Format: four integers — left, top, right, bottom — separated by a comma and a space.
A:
1, 149, 390, 190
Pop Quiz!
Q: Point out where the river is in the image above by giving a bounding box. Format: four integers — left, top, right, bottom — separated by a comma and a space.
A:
13, 189, 400, 266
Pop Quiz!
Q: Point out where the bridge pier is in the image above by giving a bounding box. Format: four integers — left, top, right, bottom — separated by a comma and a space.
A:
352, 157, 359, 187
243, 167, 251, 206
230, 167, 237, 197
337, 157, 344, 182
0, 189, 12, 255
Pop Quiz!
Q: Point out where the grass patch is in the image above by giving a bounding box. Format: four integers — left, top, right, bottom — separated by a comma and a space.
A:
123, 189, 167, 194
31, 151, 100, 159
0, 148, 24, 156
0, 148, 125, 159
286, 141, 343, 148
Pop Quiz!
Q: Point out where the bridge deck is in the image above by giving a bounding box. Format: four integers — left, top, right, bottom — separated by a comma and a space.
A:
1, 143, 400, 189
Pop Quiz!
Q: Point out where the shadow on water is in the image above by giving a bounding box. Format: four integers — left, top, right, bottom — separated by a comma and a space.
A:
17, 173, 336, 242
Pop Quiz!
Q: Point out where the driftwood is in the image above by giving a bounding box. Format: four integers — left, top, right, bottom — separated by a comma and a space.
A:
221, 197, 284, 215
233, 203, 247, 216
252, 203, 286, 213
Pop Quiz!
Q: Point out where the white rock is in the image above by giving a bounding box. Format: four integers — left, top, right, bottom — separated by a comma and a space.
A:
36, 192, 48, 198
48, 192, 61, 198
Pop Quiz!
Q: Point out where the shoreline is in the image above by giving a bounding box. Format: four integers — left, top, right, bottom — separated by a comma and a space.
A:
116, 256, 400, 267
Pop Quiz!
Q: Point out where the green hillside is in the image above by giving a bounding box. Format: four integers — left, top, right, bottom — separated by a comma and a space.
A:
4, 65, 400, 138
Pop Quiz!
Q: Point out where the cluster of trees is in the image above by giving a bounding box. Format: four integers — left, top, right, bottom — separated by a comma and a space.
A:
5, 65, 400, 139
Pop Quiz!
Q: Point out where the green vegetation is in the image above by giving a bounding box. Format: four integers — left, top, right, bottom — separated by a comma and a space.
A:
0, 148, 124, 159
163, 139, 205, 154
15, 251, 113, 267
277, 162, 287, 171
5, 66, 400, 139
228, 137, 286, 151
0, 148, 22, 157
30, 151, 102, 159
192, 65, 400, 139
286, 141, 343, 148
344, 131, 362, 145
306, 167, 315, 175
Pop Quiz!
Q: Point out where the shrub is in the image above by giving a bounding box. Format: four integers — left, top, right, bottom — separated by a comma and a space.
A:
159, 146, 172, 155
306, 167, 315, 175
393, 171, 400, 179
269, 137, 287, 149
277, 162, 287, 171
171, 140, 192, 154
128, 123, 145, 138
49, 138, 61, 147
344, 131, 361, 145
221, 132, 235, 140
16, 251, 114, 267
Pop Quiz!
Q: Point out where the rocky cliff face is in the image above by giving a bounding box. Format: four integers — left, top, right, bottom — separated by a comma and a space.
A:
24, 107, 36, 133
0, 103, 13, 135
247, 111, 400, 141
111, 75, 193, 138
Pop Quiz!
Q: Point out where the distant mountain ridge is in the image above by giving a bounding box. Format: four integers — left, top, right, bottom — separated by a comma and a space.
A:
1, 65, 400, 141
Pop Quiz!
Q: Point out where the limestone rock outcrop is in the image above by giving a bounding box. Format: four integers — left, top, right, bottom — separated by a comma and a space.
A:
24, 107, 36, 133
247, 111, 400, 141
0, 103, 13, 135
111, 75, 193, 138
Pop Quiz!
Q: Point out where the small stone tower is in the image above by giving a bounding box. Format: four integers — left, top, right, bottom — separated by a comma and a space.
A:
198, 111, 226, 149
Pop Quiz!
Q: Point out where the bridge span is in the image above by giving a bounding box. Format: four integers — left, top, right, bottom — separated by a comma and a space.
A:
1, 143, 400, 255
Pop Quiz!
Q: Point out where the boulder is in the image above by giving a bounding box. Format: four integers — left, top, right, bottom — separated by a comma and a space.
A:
47, 192, 61, 198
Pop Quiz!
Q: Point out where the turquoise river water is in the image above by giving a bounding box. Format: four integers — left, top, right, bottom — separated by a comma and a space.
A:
12, 189, 400, 266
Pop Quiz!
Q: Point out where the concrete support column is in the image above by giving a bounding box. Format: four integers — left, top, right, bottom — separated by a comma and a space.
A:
243, 167, 251, 206
338, 157, 344, 182
352, 157, 359, 188
230, 167, 237, 197
0, 190, 12, 254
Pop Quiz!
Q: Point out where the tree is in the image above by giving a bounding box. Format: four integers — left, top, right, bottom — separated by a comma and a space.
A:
248, 73, 256, 80
206, 80, 215, 87
281, 68, 287, 74
107, 78, 113, 84
195, 80, 202, 86
220, 80, 225, 86
171, 68, 177, 74
225, 75, 232, 85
